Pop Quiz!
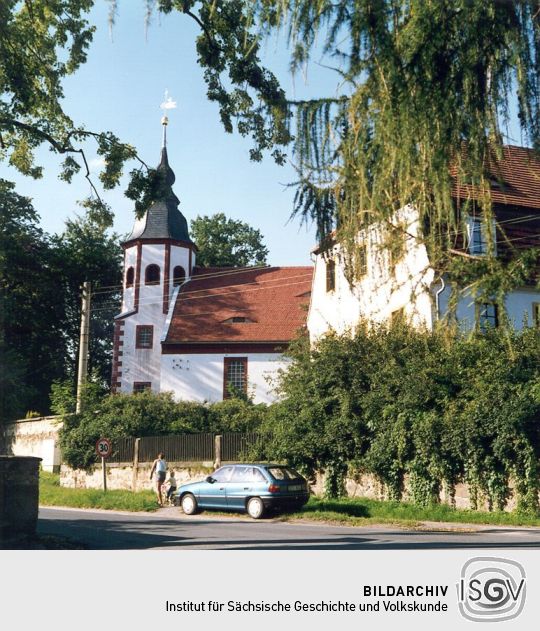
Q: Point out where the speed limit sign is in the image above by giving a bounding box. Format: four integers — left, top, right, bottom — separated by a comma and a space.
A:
95, 437, 112, 459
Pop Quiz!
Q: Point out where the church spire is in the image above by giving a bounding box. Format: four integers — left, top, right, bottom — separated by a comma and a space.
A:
123, 94, 193, 245
161, 113, 168, 149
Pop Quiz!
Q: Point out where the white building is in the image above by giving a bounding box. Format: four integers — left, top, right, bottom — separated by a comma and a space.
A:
308, 145, 540, 341
112, 133, 312, 404
112, 140, 539, 400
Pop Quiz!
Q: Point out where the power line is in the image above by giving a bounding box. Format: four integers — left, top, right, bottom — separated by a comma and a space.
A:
86, 214, 539, 296
91, 264, 275, 295
90, 276, 314, 314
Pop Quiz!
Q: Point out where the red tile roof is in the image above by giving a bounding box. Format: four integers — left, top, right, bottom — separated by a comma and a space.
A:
164, 266, 313, 345
453, 145, 540, 210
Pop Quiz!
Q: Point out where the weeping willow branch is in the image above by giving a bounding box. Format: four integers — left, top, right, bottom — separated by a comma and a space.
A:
258, 0, 540, 292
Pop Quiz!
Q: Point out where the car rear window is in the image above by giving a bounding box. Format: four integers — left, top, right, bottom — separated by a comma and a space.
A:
267, 467, 301, 480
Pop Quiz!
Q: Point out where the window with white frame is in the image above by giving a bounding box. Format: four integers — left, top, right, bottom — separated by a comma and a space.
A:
224, 357, 247, 399
136, 325, 153, 349
467, 216, 496, 256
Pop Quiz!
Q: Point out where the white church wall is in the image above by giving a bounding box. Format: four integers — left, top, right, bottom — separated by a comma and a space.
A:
118, 318, 162, 393
118, 243, 168, 393
168, 244, 192, 302
160, 353, 289, 404
122, 245, 138, 312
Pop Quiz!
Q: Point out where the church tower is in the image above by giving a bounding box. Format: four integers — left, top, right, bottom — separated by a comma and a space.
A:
111, 116, 196, 394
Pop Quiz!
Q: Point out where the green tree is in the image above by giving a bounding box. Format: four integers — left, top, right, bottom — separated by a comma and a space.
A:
54, 386, 267, 469
0, 0, 141, 194
4, 2, 540, 289
0, 179, 66, 420
262, 324, 540, 507
0, 179, 122, 420
52, 211, 122, 387
190, 213, 268, 267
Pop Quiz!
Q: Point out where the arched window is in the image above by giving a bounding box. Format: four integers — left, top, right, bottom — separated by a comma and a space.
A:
172, 265, 186, 287
145, 264, 160, 285
125, 266, 134, 288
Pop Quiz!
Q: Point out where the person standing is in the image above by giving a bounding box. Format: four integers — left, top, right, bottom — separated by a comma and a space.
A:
150, 452, 167, 507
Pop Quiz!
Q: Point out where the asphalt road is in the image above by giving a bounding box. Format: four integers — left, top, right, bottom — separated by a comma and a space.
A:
36, 507, 540, 550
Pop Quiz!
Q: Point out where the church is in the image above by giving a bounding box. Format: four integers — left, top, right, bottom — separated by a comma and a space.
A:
111, 120, 312, 404
112, 117, 540, 404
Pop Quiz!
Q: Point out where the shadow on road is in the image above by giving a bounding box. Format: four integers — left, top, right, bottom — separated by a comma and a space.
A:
36, 512, 540, 550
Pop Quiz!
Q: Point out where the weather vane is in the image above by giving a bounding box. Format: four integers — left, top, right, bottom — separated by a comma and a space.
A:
160, 89, 177, 147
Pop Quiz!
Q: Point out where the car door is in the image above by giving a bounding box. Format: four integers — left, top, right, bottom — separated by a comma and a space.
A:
225, 466, 256, 510
197, 466, 233, 508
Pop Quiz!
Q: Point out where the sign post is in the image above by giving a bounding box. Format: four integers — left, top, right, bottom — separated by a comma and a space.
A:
95, 438, 112, 492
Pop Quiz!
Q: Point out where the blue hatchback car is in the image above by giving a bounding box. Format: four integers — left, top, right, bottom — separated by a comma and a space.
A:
175, 463, 309, 519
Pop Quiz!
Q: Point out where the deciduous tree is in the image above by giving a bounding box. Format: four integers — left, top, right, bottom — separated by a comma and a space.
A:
190, 213, 268, 267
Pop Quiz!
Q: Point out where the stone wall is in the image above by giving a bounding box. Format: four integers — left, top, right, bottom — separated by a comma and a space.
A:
61, 461, 215, 491
2, 416, 62, 473
61, 463, 510, 511
0, 456, 41, 545
312, 472, 518, 511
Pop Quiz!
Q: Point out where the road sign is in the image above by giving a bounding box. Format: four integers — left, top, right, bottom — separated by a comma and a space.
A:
95, 437, 112, 460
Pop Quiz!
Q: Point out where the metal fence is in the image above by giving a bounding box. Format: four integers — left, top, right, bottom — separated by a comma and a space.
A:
221, 432, 262, 461
109, 432, 264, 464
108, 437, 136, 463
138, 433, 215, 463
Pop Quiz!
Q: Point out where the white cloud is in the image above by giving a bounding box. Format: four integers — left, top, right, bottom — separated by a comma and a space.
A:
88, 157, 106, 173
160, 88, 177, 110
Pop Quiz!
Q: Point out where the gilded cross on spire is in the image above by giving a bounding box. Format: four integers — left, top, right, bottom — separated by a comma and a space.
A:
160, 89, 177, 148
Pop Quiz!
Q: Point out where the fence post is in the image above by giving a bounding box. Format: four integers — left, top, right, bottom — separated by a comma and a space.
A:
132, 438, 140, 491
214, 434, 222, 469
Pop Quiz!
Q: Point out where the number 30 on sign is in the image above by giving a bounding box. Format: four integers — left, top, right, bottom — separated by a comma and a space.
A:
95, 438, 112, 459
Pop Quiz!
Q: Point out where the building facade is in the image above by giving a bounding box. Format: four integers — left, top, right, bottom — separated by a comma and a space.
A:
111, 136, 312, 404
308, 146, 540, 341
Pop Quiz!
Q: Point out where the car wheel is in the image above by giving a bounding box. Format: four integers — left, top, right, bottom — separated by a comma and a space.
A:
247, 497, 265, 519
181, 493, 198, 515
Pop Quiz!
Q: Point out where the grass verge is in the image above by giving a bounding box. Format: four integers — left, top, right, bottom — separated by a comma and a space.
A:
40, 473, 540, 527
40, 472, 158, 512
280, 497, 540, 529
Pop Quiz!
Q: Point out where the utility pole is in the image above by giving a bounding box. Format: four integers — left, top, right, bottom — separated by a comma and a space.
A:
76, 281, 91, 414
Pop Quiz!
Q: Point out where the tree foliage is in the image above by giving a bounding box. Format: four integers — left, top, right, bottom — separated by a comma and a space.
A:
54, 384, 266, 469
259, 324, 540, 511
190, 212, 269, 267
0, 0, 142, 197
0, 179, 65, 419
51, 210, 122, 389
4, 2, 540, 293
0, 180, 121, 421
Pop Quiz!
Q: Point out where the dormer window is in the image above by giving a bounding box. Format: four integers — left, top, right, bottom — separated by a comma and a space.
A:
145, 264, 160, 285
173, 265, 186, 287
489, 177, 507, 190
126, 266, 134, 288
222, 316, 253, 324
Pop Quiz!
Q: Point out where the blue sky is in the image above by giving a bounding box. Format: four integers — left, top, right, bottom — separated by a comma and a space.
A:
1, 3, 345, 266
